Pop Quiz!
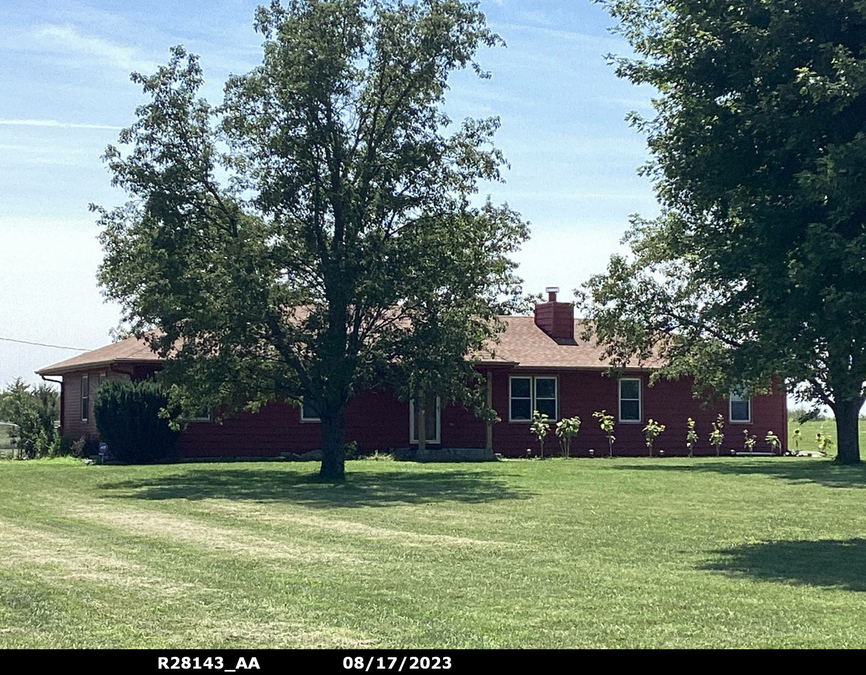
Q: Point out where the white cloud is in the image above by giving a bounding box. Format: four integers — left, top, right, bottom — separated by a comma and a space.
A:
21, 23, 156, 73
0, 119, 123, 130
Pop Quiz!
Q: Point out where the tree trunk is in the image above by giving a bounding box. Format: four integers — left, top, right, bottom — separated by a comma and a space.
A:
834, 398, 862, 465
417, 398, 426, 456
320, 410, 346, 481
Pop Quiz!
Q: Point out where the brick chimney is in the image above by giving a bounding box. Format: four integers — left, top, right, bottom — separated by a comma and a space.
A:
534, 287, 575, 342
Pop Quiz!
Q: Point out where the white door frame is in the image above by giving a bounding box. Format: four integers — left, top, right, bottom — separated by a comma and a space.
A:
409, 396, 441, 444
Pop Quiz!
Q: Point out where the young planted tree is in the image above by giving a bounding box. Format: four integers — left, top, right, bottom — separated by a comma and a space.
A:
765, 431, 781, 456
530, 410, 550, 459
642, 418, 665, 457
593, 410, 616, 458
555, 416, 581, 458
743, 429, 757, 453
685, 417, 698, 458
709, 414, 725, 457
583, 1, 866, 463
96, 0, 528, 480
793, 428, 802, 453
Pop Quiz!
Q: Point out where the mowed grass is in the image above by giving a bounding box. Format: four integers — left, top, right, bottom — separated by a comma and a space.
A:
1, 457, 866, 648
789, 418, 866, 454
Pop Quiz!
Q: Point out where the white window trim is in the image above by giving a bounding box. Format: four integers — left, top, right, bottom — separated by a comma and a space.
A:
729, 392, 752, 424
80, 374, 90, 422
509, 374, 559, 423
300, 398, 321, 423
409, 396, 441, 444
182, 411, 212, 423
618, 377, 642, 424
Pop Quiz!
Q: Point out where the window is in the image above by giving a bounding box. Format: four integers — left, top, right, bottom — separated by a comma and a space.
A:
183, 408, 212, 423
80, 374, 90, 422
618, 378, 641, 423
510, 376, 532, 421
410, 393, 440, 444
535, 377, 557, 420
300, 397, 320, 422
509, 375, 558, 422
97, 372, 107, 388
729, 391, 751, 423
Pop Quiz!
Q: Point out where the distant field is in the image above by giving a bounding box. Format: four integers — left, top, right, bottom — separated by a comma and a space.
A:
788, 418, 866, 455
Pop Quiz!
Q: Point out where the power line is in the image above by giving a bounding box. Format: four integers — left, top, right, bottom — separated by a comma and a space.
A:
0, 336, 89, 352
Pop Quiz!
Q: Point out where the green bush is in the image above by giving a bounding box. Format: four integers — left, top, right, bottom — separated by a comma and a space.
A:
94, 380, 180, 463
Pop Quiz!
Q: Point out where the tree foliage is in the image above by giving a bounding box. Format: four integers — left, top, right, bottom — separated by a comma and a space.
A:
581, 0, 866, 463
95, 0, 528, 479
0, 378, 60, 458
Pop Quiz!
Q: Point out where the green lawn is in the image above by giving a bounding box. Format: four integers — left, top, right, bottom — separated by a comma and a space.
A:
789, 418, 866, 455
1, 457, 866, 648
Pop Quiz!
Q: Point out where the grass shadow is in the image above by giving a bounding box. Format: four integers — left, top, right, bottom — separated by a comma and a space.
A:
703, 538, 866, 592
97, 466, 531, 508
610, 458, 866, 489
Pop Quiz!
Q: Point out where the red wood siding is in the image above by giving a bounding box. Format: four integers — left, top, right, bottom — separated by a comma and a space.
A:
59, 366, 787, 457
60, 368, 130, 440
489, 369, 787, 457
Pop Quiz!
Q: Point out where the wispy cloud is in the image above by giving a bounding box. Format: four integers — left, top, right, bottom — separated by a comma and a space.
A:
0, 118, 123, 130
28, 24, 156, 73
493, 22, 626, 55
515, 10, 554, 27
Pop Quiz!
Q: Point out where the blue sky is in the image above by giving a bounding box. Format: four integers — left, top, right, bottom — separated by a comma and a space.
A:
0, 0, 659, 386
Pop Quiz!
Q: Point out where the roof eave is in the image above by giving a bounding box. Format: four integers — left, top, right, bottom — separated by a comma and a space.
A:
35, 357, 161, 377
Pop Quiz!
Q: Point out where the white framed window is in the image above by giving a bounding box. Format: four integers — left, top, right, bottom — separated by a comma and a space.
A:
300, 397, 321, 422
183, 409, 212, 423
534, 377, 557, 420
618, 377, 642, 423
80, 374, 90, 422
729, 391, 751, 423
410, 394, 441, 444
509, 375, 558, 422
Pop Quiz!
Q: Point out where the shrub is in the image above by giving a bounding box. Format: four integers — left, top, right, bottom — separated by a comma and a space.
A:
593, 410, 616, 458
743, 429, 757, 452
94, 380, 180, 463
643, 418, 666, 457
555, 416, 581, 458
685, 417, 698, 458
530, 410, 551, 459
709, 414, 725, 457
765, 431, 781, 455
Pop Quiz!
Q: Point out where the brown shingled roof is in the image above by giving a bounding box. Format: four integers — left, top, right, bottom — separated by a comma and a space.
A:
36, 335, 162, 376
477, 316, 658, 370
37, 316, 661, 376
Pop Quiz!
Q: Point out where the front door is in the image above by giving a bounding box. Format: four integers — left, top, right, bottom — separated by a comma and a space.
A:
410, 394, 441, 445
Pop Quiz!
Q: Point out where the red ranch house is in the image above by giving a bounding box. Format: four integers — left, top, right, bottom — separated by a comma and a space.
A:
37, 290, 787, 458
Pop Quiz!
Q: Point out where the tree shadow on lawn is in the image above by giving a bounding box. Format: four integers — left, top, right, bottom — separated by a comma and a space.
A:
97, 467, 532, 508
703, 538, 866, 592
610, 458, 866, 489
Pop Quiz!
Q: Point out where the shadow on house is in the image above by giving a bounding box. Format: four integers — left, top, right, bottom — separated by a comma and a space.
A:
97, 467, 531, 508
703, 538, 866, 592
611, 459, 866, 490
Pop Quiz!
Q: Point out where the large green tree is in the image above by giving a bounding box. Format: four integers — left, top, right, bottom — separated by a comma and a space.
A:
581, 0, 866, 463
96, 0, 527, 479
